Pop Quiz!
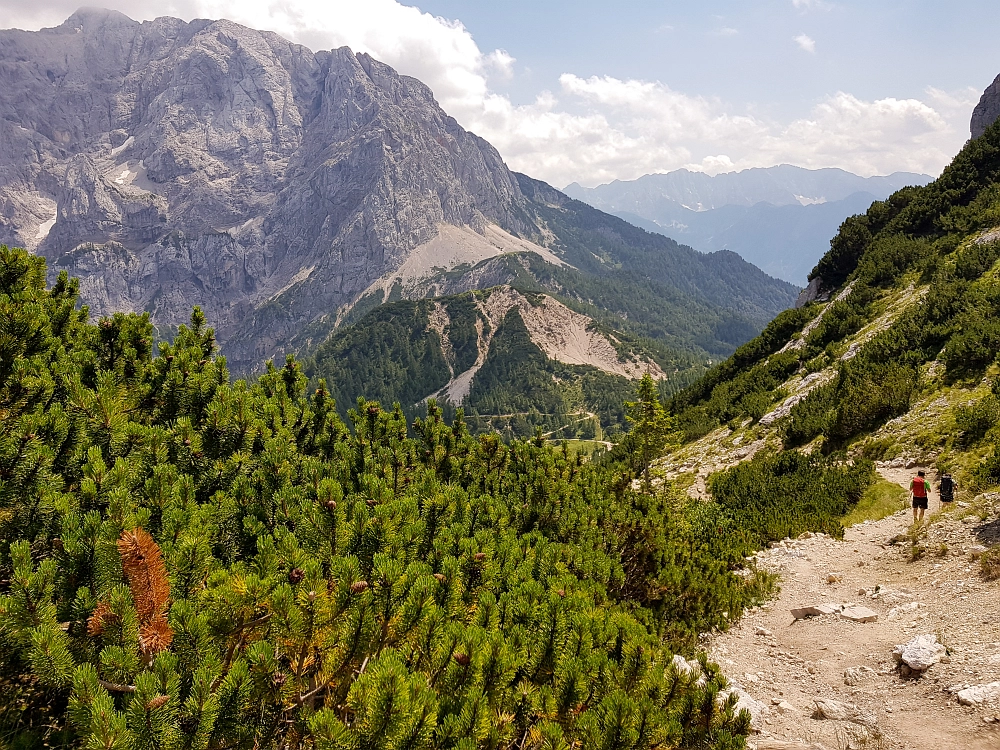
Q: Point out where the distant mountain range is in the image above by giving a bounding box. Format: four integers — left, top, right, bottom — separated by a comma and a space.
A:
564, 166, 932, 284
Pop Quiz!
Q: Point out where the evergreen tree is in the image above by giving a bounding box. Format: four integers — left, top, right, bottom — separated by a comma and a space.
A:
0, 246, 773, 750
625, 374, 677, 492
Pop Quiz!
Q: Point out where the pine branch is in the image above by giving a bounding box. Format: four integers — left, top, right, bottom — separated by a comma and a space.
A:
97, 678, 136, 693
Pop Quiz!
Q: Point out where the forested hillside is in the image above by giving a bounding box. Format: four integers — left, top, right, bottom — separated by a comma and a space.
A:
299, 286, 703, 441
292, 180, 806, 442
0, 245, 801, 749
663, 114, 1000, 517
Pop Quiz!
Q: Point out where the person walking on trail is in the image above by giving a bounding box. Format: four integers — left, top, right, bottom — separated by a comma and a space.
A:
910, 470, 931, 523
939, 472, 956, 505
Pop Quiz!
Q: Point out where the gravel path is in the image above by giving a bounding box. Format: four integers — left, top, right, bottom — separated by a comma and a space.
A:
707, 467, 1000, 750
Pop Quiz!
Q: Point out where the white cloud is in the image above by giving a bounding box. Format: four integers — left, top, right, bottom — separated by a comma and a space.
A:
0, 0, 975, 187
792, 0, 832, 9
716, 27, 739, 37
794, 33, 816, 53
484, 79, 971, 185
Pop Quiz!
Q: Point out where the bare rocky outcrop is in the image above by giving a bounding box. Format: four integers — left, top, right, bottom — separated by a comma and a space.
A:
971, 73, 1000, 140
0, 10, 799, 374
0, 9, 532, 371
425, 286, 665, 405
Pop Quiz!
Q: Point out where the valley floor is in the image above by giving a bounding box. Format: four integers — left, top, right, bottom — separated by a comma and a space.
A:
708, 468, 1000, 750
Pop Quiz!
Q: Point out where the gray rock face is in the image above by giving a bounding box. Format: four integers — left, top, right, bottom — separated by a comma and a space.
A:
0, 9, 530, 370
972, 74, 1000, 140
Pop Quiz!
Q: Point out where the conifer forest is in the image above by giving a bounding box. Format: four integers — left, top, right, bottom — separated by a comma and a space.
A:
0, 247, 785, 749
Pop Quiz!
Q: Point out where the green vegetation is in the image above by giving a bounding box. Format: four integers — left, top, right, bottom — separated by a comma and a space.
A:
671, 117, 1000, 455
0, 246, 787, 750
979, 547, 1000, 580
841, 480, 908, 527
955, 393, 1000, 444
708, 452, 875, 546
668, 307, 818, 440
626, 374, 679, 492
300, 289, 699, 440
514, 254, 773, 360
302, 299, 451, 413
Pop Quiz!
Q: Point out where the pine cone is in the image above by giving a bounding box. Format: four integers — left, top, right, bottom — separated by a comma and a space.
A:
473, 552, 486, 562
325, 499, 337, 511
453, 652, 471, 666
272, 672, 287, 688
146, 695, 169, 711
288, 568, 305, 585
52, 537, 63, 551
557, 589, 566, 598
350, 580, 369, 594
433, 573, 446, 583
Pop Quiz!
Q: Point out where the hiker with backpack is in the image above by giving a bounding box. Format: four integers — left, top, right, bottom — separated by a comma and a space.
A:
910, 470, 931, 523
939, 472, 956, 505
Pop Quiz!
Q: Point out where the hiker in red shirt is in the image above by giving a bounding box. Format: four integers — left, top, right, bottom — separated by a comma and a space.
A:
910, 470, 931, 523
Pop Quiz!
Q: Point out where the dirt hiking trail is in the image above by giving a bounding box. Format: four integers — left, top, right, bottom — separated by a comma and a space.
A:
707, 466, 1000, 750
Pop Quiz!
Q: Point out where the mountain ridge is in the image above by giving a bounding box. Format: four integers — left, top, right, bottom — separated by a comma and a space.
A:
564, 165, 928, 211
0, 8, 796, 372
564, 166, 932, 283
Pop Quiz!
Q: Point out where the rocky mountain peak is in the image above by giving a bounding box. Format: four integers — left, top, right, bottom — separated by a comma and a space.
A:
0, 10, 534, 369
971, 72, 1000, 139
1, 10, 796, 377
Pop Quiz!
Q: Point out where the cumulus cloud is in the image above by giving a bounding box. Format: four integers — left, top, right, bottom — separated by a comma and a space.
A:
0, 0, 976, 187
489, 79, 972, 184
794, 34, 816, 53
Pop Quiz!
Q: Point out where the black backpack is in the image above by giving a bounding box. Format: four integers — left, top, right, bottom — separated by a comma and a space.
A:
940, 475, 955, 499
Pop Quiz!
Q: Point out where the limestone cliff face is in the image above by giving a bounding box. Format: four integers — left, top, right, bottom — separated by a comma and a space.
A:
0, 9, 530, 369
971, 73, 1000, 140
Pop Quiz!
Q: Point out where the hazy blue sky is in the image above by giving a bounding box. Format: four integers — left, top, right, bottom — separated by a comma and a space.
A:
416, 1, 998, 120
4, 0, 998, 186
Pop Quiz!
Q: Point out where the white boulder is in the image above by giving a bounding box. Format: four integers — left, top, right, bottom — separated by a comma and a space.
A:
720, 682, 769, 731
958, 682, 1000, 707
893, 634, 946, 672
887, 602, 919, 620
840, 605, 878, 623
791, 603, 841, 619
811, 698, 876, 727
843, 665, 877, 686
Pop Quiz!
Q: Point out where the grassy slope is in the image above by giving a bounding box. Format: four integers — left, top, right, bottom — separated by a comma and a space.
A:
661, 117, 1000, 523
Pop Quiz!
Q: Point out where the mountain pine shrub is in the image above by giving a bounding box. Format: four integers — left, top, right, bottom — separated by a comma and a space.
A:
708, 452, 875, 546
0, 246, 769, 750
